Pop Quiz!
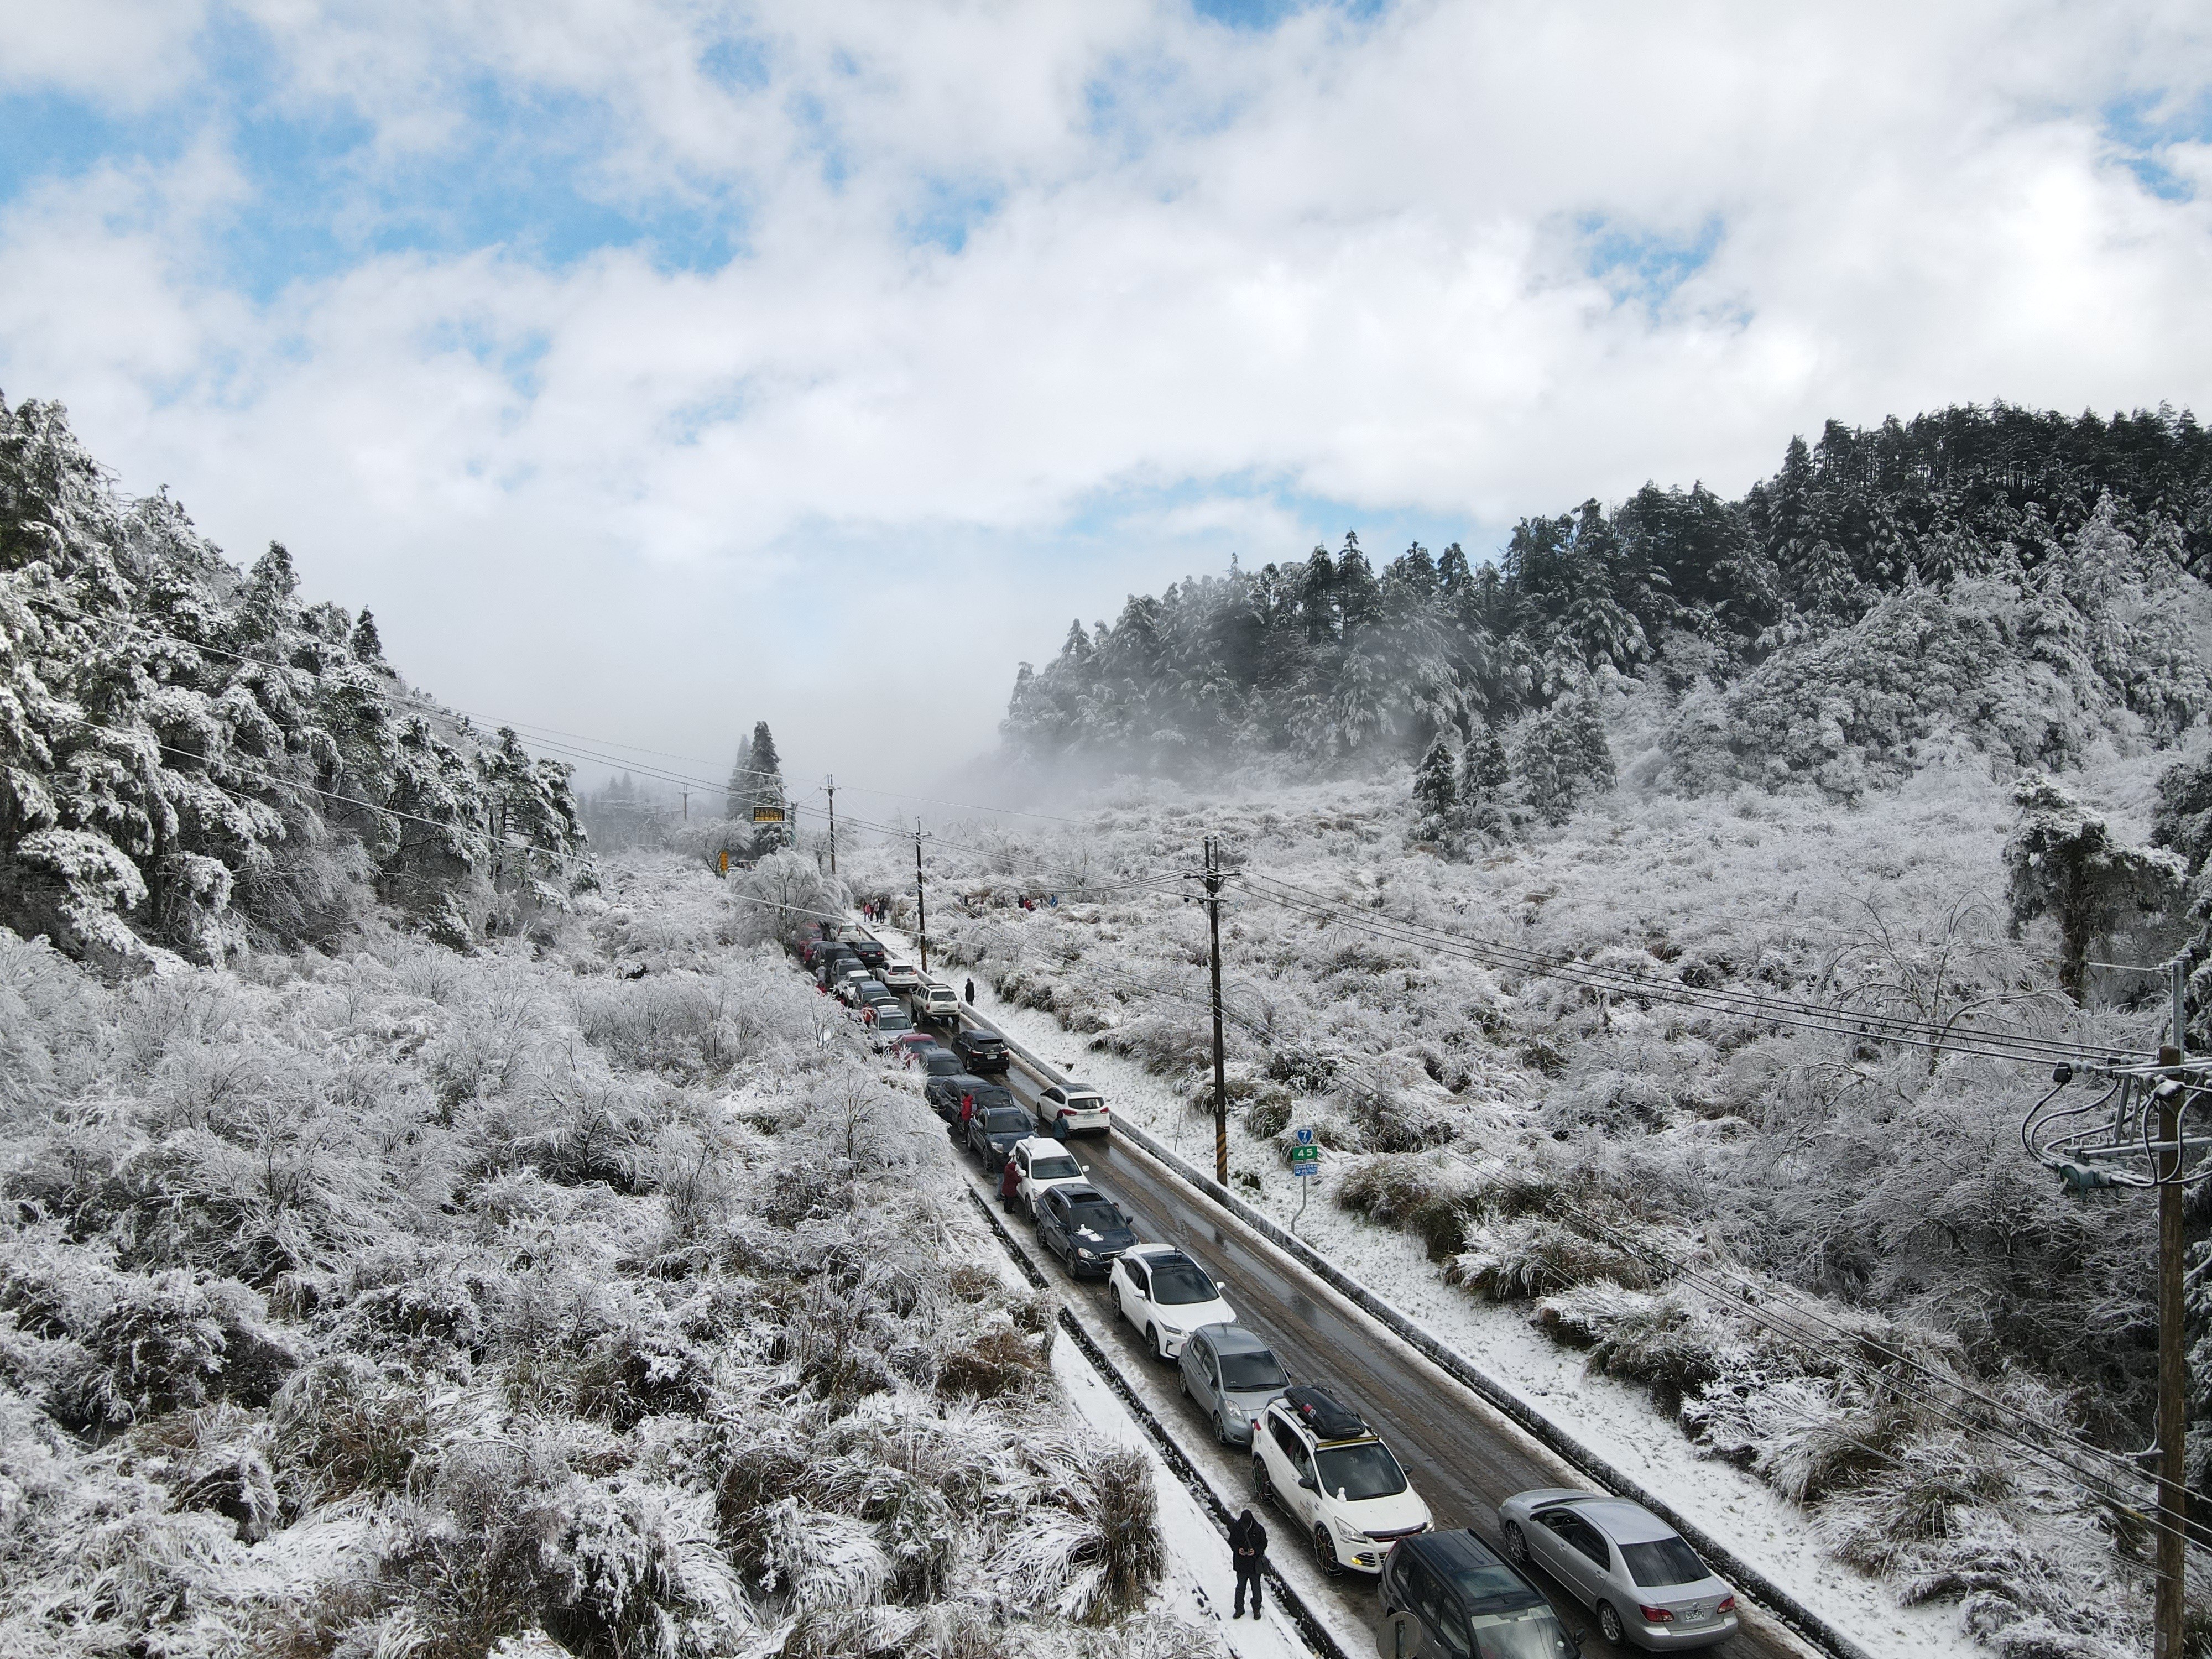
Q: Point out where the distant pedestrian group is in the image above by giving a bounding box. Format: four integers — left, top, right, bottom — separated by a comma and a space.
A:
860, 898, 889, 924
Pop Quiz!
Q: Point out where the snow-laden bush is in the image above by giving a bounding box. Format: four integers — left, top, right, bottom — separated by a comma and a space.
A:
999, 1435, 1162, 1624
1447, 1219, 1653, 1301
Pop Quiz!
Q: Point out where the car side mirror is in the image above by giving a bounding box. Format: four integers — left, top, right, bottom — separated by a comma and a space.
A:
1571, 1632, 1587, 1653
1118, 1208, 1133, 1225
1297, 1474, 1317, 1492
1081, 1164, 1091, 1174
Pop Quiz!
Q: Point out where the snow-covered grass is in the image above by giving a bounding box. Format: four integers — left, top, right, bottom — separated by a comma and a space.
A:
0, 853, 1229, 1658
838, 752, 2204, 1659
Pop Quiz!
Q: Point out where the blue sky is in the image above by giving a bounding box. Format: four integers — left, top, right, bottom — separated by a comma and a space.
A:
3, 1, 2210, 794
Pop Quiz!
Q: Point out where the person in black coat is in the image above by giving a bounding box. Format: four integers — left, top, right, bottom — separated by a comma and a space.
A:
964, 978, 975, 1004
1228, 1507, 1267, 1617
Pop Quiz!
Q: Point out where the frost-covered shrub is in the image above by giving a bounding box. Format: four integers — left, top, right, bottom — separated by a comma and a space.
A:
1819, 1432, 2018, 1575
1336, 1155, 1477, 1259
568, 1325, 718, 1428
540, 1480, 744, 1659
936, 1323, 1051, 1401
1000, 1437, 1162, 1624
0, 1250, 296, 1427
371, 1440, 569, 1658
1449, 1220, 1652, 1302
272, 1354, 442, 1503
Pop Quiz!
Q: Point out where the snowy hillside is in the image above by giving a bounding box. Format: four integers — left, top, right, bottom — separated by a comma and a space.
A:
0, 855, 1223, 1659
0, 396, 589, 972
1003, 406, 2212, 805
836, 735, 2211, 1658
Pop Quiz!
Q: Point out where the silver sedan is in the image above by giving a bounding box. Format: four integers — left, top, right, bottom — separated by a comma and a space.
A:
1496, 1489, 1739, 1651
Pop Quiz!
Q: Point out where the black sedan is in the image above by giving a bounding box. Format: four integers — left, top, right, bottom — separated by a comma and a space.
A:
924, 1074, 1016, 1123
1035, 1182, 1137, 1277
965, 1104, 1034, 1171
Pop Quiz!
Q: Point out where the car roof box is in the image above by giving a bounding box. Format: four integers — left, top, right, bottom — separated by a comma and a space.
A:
1284, 1384, 1365, 1441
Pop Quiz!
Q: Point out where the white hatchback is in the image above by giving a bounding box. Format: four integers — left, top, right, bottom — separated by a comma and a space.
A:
1108, 1243, 1234, 1360
1037, 1082, 1110, 1137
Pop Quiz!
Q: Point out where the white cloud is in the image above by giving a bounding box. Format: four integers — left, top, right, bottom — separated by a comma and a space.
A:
4, 0, 2212, 792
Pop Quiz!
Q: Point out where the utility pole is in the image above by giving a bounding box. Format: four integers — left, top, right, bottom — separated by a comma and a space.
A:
2157, 952, 2189, 1659
915, 823, 929, 974
2023, 960, 2199, 1659
1204, 836, 1231, 1186
826, 774, 838, 875
681, 788, 688, 821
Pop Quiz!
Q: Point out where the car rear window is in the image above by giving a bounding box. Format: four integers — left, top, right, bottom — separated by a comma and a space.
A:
1148, 1259, 1220, 1305
1620, 1536, 1708, 1588
966, 1033, 1005, 1048
1219, 1348, 1289, 1391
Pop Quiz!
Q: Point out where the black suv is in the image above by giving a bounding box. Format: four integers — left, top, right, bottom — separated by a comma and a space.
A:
850, 938, 889, 972
1034, 1182, 1136, 1276
1378, 1530, 1580, 1659
953, 1026, 1011, 1075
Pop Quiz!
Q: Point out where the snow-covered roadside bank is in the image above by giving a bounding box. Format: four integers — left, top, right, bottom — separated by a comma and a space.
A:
875, 922, 1977, 1659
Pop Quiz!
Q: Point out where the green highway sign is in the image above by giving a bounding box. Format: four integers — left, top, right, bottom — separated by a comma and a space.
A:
1289, 1142, 1319, 1177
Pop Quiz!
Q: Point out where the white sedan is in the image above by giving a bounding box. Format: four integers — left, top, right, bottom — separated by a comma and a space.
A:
1108, 1243, 1234, 1360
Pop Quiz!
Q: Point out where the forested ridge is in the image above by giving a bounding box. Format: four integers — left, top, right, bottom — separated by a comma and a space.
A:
1003, 403, 2212, 800
0, 395, 589, 971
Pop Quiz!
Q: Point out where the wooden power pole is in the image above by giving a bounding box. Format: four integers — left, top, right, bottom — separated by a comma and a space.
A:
2156, 953, 2189, 1659
914, 825, 928, 974
826, 775, 837, 875
1203, 835, 1230, 1186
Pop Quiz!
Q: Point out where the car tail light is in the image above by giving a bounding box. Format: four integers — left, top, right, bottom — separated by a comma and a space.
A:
1638, 1606, 1675, 1623
1715, 1595, 1736, 1614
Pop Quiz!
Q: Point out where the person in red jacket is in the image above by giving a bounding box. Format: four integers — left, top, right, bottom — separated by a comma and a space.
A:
999, 1147, 1022, 1208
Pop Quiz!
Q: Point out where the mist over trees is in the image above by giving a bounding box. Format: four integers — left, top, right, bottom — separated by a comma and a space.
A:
0, 395, 589, 968
1001, 403, 2212, 796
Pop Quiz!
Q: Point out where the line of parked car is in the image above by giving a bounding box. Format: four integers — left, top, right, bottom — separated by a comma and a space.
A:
787, 922, 1739, 1656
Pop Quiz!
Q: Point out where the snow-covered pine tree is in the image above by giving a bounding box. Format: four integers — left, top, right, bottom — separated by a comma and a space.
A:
2004, 773, 2185, 1004
1518, 679, 1615, 827
744, 721, 787, 854
1412, 733, 1459, 847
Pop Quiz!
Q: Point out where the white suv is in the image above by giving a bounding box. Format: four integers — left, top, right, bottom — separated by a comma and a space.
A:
1108, 1243, 1233, 1359
1038, 1082, 1110, 1137
1008, 1137, 1090, 1218
916, 983, 962, 1022
1252, 1386, 1432, 1577
880, 960, 922, 990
